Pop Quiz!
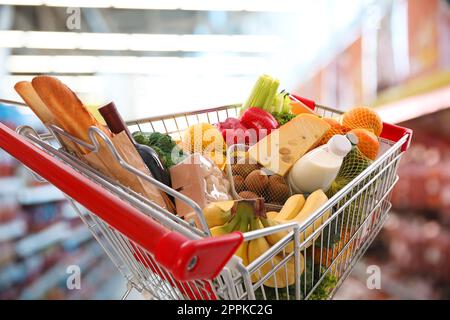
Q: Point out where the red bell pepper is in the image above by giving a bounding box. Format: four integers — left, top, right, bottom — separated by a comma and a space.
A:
217, 109, 278, 145
240, 107, 279, 140
216, 118, 253, 145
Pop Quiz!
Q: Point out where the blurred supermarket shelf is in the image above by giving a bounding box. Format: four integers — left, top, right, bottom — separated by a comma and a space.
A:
334, 260, 441, 300
0, 218, 26, 242
0, 176, 21, 195
14, 221, 70, 258
377, 85, 450, 124
60, 202, 89, 220
17, 184, 65, 205
0, 175, 66, 206
19, 242, 103, 300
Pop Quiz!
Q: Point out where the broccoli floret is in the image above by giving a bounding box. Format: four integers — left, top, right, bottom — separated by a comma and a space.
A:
147, 132, 176, 153
132, 131, 186, 168
150, 145, 171, 167
132, 131, 149, 145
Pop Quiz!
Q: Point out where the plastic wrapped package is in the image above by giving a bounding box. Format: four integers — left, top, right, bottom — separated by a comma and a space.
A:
169, 153, 232, 217
198, 155, 231, 202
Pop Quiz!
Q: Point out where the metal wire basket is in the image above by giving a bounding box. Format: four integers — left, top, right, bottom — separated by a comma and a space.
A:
0, 97, 412, 300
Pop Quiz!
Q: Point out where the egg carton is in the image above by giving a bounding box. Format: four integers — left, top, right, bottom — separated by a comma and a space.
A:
225, 144, 293, 211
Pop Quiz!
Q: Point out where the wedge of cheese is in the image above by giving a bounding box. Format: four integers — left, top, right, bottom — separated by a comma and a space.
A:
248, 114, 330, 176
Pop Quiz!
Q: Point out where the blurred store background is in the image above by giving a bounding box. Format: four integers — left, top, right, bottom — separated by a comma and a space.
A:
0, 0, 449, 299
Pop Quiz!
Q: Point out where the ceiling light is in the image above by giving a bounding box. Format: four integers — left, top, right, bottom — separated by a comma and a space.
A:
0, 31, 281, 53
6, 55, 267, 75
0, 0, 301, 12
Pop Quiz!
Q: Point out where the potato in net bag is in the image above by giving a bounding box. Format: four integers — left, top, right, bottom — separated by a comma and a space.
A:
226, 144, 292, 208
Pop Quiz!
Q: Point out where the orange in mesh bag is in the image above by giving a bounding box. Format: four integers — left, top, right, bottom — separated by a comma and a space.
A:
347, 128, 380, 160
317, 118, 349, 146
342, 106, 383, 136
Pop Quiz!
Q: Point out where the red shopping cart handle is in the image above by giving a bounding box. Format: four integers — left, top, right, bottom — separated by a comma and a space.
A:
291, 94, 413, 152
0, 122, 243, 281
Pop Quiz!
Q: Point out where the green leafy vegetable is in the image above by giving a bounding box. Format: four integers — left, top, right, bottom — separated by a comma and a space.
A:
308, 271, 338, 300
271, 112, 296, 126
132, 131, 186, 168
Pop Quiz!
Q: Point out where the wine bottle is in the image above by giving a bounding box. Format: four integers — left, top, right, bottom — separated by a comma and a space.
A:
98, 102, 172, 187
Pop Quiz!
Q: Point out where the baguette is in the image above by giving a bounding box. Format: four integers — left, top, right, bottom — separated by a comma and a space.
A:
31, 76, 111, 147
14, 81, 86, 155
14, 81, 56, 125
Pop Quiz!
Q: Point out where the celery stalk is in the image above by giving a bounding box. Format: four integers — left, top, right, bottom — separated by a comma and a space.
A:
269, 94, 277, 113
272, 92, 282, 113
262, 78, 279, 111
241, 75, 266, 113
282, 93, 292, 113
255, 76, 271, 108
270, 94, 281, 113
240, 74, 281, 114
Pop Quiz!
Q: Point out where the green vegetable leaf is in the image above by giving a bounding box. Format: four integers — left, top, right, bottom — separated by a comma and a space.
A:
271, 112, 296, 126
132, 131, 186, 168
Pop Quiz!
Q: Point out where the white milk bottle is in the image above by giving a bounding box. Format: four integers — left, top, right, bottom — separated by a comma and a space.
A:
288, 134, 352, 194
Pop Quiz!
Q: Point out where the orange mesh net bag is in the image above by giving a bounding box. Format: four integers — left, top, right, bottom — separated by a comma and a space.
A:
317, 118, 349, 146
341, 106, 383, 137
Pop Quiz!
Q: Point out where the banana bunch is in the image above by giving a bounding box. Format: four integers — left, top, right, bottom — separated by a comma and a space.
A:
207, 198, 302, 288
206, 192, 330, 289
203, 200, 235, 229
242, 190, 330, 288
246, 215, 302, 288
208, 199, 262, 266
262, 190, 331, 249
210, 204, 252, 265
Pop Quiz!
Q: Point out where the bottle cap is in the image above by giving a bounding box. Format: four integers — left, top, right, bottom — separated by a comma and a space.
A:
345, 132, 359, 146
327, 134, 352, 157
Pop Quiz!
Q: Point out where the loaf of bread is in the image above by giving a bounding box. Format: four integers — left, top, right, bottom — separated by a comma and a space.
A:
31, 76, 111, 146
15, 80, 87, 155
14, 81, 56, 125
15, 75, 173, 211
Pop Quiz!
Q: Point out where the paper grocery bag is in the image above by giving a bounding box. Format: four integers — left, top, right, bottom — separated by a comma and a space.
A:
57, 135, 86, 158
169, 159, 206, 218
82, 131, 174, 212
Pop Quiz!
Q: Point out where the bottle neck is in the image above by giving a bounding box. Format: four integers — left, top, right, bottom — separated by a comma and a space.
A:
98, 102, 134, 143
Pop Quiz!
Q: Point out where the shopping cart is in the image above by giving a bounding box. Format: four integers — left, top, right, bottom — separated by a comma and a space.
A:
0, 95, 412, 300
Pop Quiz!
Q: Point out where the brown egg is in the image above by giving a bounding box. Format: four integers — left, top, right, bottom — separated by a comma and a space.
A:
245, 169, 269, 194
